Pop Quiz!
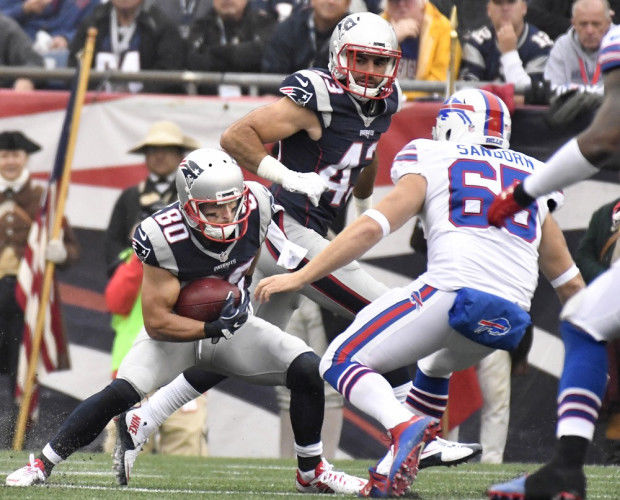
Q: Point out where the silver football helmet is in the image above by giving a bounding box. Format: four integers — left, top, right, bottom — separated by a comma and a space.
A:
176, 148, 250, 242
328, 12, 401, 100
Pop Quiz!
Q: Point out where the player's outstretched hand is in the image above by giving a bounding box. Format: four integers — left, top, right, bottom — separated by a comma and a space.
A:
282, 171, 327, 207
206, 290, 251, 340
255, 272, 304, 303
488, 183, 533, 227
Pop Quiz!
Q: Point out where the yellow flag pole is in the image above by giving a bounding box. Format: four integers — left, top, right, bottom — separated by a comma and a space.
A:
445, 6, 459, 99
13, 27, 98, 451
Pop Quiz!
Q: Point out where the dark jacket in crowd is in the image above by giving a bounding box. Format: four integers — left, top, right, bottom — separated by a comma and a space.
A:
68, 2, 185, 93
0, 14, 43, 87
187, 3, 276, 73
262, 6, 346, 74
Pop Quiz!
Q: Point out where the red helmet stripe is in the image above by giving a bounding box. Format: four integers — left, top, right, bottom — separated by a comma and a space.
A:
480, 90, 504, 139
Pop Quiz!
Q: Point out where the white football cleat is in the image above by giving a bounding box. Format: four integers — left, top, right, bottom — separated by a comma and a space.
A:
5, 454, 47, 486
113, 409, 153, 485
418, 436, 482, 469
296, 459, 367, 494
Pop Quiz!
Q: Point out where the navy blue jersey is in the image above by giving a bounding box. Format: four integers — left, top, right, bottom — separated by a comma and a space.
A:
131, 182, 276, 284
274, 67, 402, 236
460, 23, 553, 82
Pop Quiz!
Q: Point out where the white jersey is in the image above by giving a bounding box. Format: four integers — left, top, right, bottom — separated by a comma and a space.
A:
598, 24, 620, 74
391, 138, 554, 310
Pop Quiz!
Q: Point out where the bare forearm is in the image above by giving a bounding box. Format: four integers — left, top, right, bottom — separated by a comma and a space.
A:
296, 217, 384, 285
144, 313, 205, 342
220, 123, 269, 173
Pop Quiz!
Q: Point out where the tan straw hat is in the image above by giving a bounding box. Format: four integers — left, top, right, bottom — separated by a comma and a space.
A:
128, 121, 201, 154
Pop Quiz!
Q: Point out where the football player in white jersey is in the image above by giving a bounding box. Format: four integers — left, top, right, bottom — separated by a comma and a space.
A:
486, 24, 620, 500
255, 88, 586, 497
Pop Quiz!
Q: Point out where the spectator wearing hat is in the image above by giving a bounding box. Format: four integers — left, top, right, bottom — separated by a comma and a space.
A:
0, 130, 79, 403
102, 121, 207, 458
104, 121, 200, 274
575, 196, 620, 464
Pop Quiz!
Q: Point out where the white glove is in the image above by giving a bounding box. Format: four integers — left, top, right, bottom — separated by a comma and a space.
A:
281, 171, 327, 207
45, 239, 67, 264
257, 155, 327, 207
353, 195, 373, 218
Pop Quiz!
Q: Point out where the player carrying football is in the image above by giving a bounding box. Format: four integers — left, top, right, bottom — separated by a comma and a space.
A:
5, 148, 366, 494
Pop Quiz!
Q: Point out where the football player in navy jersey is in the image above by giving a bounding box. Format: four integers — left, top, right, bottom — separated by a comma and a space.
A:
4, 148, 366, 495
222, 10, 480, 471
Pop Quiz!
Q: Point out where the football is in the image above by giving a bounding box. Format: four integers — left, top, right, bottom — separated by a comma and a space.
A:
174, 277, 241, 322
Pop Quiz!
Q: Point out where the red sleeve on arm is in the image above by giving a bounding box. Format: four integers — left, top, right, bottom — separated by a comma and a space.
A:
105, 254, 143, 315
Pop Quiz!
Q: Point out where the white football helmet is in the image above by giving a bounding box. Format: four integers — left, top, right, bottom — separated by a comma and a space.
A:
432, 88, 511, 149
176, 148, 250, 243
328, 12, 401, 100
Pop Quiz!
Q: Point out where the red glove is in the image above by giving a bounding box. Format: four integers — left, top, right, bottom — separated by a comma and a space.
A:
488, 183, 534, 227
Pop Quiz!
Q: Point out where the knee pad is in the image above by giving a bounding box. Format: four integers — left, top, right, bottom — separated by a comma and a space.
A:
108, 378, 142, 408
286, 351, 322, 393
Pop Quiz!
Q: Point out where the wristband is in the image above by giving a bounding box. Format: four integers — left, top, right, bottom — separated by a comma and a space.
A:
550, 264, 579, 289
257, 155, 291, 185
362, 208, 391, 237
203, 322, 222, 339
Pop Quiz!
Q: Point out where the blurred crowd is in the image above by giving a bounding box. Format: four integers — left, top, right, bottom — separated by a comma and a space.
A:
1, 0, 618, 103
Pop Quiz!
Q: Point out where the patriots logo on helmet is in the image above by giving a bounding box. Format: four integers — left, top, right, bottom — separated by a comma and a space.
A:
180, 159, 203, 189
474, 317, 511, 337
280, 86, 313, 106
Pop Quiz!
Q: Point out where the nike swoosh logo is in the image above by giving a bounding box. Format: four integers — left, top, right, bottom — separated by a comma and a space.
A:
295, 75, 309, 87
138, 228, 147, 240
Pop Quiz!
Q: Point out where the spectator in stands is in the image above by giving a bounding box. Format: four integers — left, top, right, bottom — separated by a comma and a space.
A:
459, 0, 553, 90
526, 0, 620, 41
0, 131, 79, 416
382, 0, 460, 100
544, 0, 613, 95
150, 0, 211, 41
0, 0, 97, 64
104, 121, 200, 274
262, 0, 350, 74
0, 13, 43, 90
69, 0, 185, 94
187, 0, 278, 94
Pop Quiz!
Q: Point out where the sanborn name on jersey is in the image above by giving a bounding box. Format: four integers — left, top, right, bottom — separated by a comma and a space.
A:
455, 144, 535, 170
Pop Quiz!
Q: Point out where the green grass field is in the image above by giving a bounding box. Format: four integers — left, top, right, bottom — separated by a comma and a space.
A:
0, 451, 619, 499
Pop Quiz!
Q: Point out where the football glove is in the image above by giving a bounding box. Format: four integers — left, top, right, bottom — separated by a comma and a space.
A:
488, 183, 535, 227
281, 171, 327, 207
203, 289, 251, 340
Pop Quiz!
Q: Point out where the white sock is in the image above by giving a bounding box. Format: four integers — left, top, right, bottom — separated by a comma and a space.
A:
143, 373, 202, 427
348, 371, 413, 430
42, 443, 63, 465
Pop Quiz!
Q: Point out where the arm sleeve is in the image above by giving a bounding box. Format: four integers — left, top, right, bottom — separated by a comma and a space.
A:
500, 50, 532, 87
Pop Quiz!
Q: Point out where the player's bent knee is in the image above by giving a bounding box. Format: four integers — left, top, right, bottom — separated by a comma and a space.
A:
286, 351, 322, 393
107, 378, 142, 408
318, 351, 335, 379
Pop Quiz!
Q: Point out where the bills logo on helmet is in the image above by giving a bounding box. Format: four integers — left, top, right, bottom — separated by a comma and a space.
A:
474, 318, 511, 337
280, 86, 313, 106
180, 159, 204, 189
132, 237, 150, 260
